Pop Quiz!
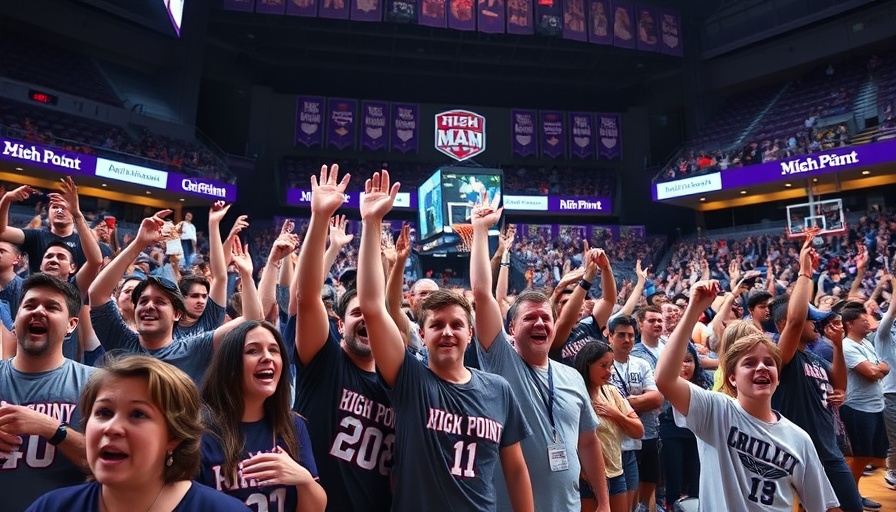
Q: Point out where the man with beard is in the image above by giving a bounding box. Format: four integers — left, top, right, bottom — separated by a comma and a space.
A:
293, 165, 395, 512
0, 274, 93, 512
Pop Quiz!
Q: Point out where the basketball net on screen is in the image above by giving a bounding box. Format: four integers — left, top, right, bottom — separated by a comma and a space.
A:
452, 224, 475, 252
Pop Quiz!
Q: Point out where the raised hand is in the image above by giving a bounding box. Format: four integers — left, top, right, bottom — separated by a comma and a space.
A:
135, 210, 172, 247
470, 191, 502, 230
311, 164, 351, 216
636, 259, 649, 282
689, 280, 720, 311
3, 185, 40, 203
328, 214, 354, 247
271, 234, 299, 262
498, 223, 516, 252
594, 248, 611, 271
228, 215, 250, 239
280, 218, 295, 236
208, 201, 231, 225
395, 223, 411, 260
359, 170, 399, 221
231, 238, 253, 276
799, 227, 821, 273
47, 176, 82, 217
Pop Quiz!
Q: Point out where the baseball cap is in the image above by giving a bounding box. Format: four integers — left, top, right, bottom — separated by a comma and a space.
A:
807, 303, 835, 323
131, 276, 186, 314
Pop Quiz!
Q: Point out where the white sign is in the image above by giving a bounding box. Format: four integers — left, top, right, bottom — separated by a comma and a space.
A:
504, 195, 548, 211
95, 158, 168, 189
655, 173, 722, 200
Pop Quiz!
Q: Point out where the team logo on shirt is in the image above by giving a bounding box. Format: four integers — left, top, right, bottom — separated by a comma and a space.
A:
727, 426, 797, 479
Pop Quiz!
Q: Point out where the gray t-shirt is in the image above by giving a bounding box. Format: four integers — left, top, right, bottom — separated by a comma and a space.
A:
385, 351, 531, 512
478, 331, 599, 512
843, 336, 885, 412
174, 299, 225, 340
0, 358, 95, 512
90, 300, 214, 384
609, 355, 659, 446
674, 383, 839, 511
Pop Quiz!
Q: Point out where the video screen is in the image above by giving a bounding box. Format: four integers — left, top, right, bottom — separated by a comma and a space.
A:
441, 170, 503, 227
418, 170, 443, 240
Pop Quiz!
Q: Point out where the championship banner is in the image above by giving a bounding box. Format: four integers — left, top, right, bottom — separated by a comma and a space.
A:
587, 0, 612, 44
255, 0, 286, 14
319, 0, 350, 18
434, 110, 486, 162
295, 96, 325, 148
611, 1, 635, 49
392, 103, 419, 153
659, 9, 683, 56
477, 0, 505, 33
419, 0, 447, 27
327, 98, 357, 150
222, 0, 254, 12
569, 112, 593, 159
448, 0, 476, 30
351, 0, 384, 21
360, 100, 389, 151
561, 0, 586, 41
534, 0, 562, 36
510, 109, 537, 158
539, 110, 566, 159
506, 0, 533, 34
384, 0, 418, 22
597, 112, 621, 160
286, 0, 318, 16
636, 5, 659, 52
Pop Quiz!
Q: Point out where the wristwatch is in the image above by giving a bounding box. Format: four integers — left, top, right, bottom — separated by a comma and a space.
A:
48, 422, 68, 446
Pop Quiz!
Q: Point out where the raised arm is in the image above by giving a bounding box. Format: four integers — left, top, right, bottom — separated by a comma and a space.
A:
208, 202, 238, 307
323, 215, 353, 277
295, 165, 350, 366
778, 229, 818, 365
614, 259, 648, 319
212, 239, 263, 348
260, 234, 297, 323
552, 247, 600, 350
591, 250, 616, 329
847, 245, 867, 300
0, 185, 38, 245
385, 223, 412, 346
356, 171, 404, 386
469, 193, 505, 351
50, 178, 101, 296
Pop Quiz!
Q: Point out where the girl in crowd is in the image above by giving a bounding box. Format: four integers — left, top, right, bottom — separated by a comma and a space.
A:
27, 355, 249, 511
575, 340, 644, 512
199, 321, 326, 512
655, 280, 840, 511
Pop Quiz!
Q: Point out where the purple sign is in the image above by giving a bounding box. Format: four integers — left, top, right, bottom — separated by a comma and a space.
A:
659, 9, 683, 56
597, 112, 621, 160
562, 0, 587, 41
391, 103, 419, 153
611, 1, 635, 49
319, 0, 350, 18
478, 0, 505, 33
327, 98, 357, 150
511, 109, 537, 158
351, 0, 383, 21
539, 110, 566, 159
295, 96, 325, 148
286, 0, 319, 16
255, 0, 286, 14
506, 0, 533, 34
588, 0, 611, 44
448, 0, 476, 30
360, 100, 389, 151
286, 187, 417, 209
549, 195, 611, 212
569, 112, 593, 159
419, 0, 447, 26
636, 5, 659, 52
1, 137, 94, 176
170, 173, 238, 202
222, 0, 254, 11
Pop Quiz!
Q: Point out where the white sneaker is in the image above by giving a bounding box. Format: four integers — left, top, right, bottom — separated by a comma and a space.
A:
885, 469, 896, 487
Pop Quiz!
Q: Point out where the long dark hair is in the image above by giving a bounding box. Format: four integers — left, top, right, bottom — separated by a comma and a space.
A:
685, 342, 713, 390
573, 338, 613, 390
200, 321, 299, 481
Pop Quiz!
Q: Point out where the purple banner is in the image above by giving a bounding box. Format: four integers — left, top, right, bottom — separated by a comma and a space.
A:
391, 103, 419, 153
327, 98, 357, 150
569, 112, 593, 159
360, 101, 389, 151
319, 0, 350, 18
636, 5, 659, 52
478, 0, 505, 33
286, 0, 319, 16
549, 195, 611, 212
511, 109, 537, 158
540, 111, 566, 159
659, 9, 683, 56
597, 112, 621, 160
295, 96, 325, 148
171, 173, 238, 202
255, 0, 286, 14
286, 187, 417, 209
562, 0, 587, 41
384, 0, 418, 22
534, 0, 562, 36
351, 0, 383, 21
448, 0, 476, 30
419, 0, 447, 27
1, 137, 95, 176
222, 0, 254, 11
507, 0, 533, 34
588, 0, 611, 44
611, 1, 635, 49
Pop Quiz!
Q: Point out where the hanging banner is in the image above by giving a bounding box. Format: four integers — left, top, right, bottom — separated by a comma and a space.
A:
511, 109, 537, 158
588, 0, 611, 44
327, 98, 357, 150
385, 0, 418, 22
360, 101, 389, 151
659, 9, 683, 56
478, 0, 505, 33
507, 0, 533, 34
286, 0, 319, 16
611, 1, 635, 49
434, 109, 486, 162
534, 0, 562, 36
319, 0, 350, 18
636, 5, 659, 52
255, 0, 286, 14
539, 111, 566, 159
419, 0, 447, 27
448, 0, 476, 30
562, 0, 586, 41
569, 112, 593, 159
222, 0, 254, 11
351, 0, 383, 20
597, 112, 621, 160
392, 103, 419, 153
295, 96, 325, 148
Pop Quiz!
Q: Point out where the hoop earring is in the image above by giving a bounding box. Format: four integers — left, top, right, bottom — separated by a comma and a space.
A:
166, 451, 174, 467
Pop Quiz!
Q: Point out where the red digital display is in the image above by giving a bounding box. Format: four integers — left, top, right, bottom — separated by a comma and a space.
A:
28, 90, 58, 105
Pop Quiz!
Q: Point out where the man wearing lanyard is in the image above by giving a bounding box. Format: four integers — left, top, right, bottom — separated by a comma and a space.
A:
608, 315, 664, 512
470, 196, 611, 512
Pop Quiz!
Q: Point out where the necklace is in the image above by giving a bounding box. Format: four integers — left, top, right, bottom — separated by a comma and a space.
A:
101, 484, 166, 512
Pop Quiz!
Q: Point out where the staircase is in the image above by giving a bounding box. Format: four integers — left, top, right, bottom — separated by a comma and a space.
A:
852, 76, 879, 131
730, 83, 791, 149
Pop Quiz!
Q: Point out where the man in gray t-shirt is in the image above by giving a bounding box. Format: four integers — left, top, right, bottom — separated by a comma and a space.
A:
0, 274, 94, 512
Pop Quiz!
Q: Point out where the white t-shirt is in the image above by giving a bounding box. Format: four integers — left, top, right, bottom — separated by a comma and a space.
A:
609, 355, 658, 446
674, 383, 839, 512
843, 337, 885, 412
180, 220, 197, 242
873, 311, 896, 395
